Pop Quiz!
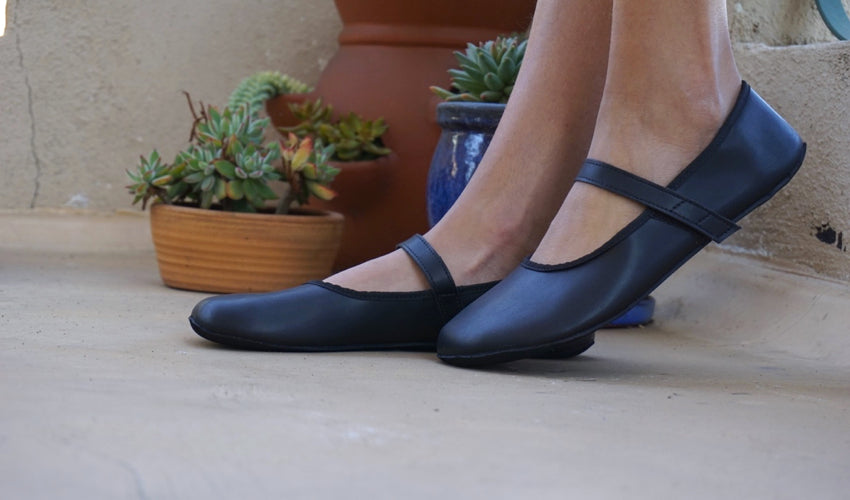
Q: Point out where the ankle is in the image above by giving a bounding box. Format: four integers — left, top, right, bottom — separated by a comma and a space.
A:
589, 76, 742, 185
429, 208, 543, 285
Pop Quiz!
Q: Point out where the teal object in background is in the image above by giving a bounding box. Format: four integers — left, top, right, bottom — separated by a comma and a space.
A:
816, 0, 850, 40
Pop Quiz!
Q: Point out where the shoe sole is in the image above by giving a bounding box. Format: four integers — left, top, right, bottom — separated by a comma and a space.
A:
189, 317, 436, 352
190, 316, 597, 358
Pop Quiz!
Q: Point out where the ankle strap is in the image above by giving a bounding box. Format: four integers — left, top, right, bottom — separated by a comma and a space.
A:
398, 235, 457, 295
398, 235, 461, 322
575, 160, 740, 242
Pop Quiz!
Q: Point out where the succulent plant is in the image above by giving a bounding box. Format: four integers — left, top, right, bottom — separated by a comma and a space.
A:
283, 99, 333, 138
127, 150, 172, 210
127, 93, 338, 214
285, 99, 391, 161
317, 112, 391, 161
227, 71, 312, 115
276, 133, 339, 213
430, 34, 528, 103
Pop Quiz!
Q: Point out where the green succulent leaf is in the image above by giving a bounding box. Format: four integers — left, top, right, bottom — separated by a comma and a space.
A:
200, 189, 214, 209
183, 172, 205, 184
479, 90, 504, 102
200, 175, 215, 192
213, 160, 237, 178
497, 58, 516, 83
214, 178, 227, 200
226, 180, 244, 200
483, 72, 505, 92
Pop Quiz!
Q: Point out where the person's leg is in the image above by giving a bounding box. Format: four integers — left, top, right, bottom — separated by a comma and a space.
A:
329, 0, 613, 292
435, 0, 803, 365
532, 0, 742, 264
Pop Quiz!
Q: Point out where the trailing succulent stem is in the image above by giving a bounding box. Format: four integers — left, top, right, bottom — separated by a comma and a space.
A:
284, 99, 391, 161
227, 71, 312, 116
430, 34, 528, 103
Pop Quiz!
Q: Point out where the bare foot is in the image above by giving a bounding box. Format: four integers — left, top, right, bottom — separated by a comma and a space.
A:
326, 203, 541, 292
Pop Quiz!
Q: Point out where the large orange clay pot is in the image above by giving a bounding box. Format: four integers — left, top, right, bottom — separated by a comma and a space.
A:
150, 204, 344, 293
266, 0, 537, 270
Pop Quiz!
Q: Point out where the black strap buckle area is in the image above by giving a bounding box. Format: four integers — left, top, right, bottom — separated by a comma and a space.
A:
575, 160, 740, 242
397, 235, 461, 321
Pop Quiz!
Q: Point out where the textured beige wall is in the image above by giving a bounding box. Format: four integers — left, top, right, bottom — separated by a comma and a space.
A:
1, 0, 848, 286
727, 0, 848, 45
723, 1, 850, 281
725, 42, 850, 282
0, 0, 341, 210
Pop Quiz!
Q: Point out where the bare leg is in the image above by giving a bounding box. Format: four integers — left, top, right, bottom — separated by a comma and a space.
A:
330, 0, 613, 291
532, 0, 742, 264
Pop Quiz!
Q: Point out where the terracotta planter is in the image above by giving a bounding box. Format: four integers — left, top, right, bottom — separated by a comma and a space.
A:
149, 204, 344, 293
306, 154, 393, 270
264, 93, 309, 131
266, 0, 537, 269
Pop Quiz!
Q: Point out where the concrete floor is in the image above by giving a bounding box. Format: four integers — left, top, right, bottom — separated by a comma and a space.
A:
1, 213, 849, 499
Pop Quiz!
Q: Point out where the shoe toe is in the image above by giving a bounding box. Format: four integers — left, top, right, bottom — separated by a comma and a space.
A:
189, 296, 214, 326
437, 290, 526, 362
189, 294, 241, 338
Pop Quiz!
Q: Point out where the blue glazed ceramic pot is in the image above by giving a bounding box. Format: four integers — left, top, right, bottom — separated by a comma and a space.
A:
426, 100, 656, 328
427, 102, 505, 226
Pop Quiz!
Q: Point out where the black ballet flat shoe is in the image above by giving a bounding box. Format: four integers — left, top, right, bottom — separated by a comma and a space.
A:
189, 235, 491, 351
190, 234, 595, 357
437, 82, 807, 367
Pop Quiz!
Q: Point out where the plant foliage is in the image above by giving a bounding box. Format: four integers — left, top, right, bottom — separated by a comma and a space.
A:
126, 93, 338, 214
227, 71, 312, 115
285, 99, 391, 161
430, 34, 528, 103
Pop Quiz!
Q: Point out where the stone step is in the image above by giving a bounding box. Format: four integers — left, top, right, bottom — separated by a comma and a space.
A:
727, 41, 850, 282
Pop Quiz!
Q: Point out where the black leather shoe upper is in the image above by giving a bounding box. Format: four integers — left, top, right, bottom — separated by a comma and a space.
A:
189, 234, 496, 351
437, 82, 807, 365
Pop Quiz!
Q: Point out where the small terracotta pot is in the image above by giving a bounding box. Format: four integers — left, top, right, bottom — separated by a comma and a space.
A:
149, 204, 344, 293
264, 93, 309, 130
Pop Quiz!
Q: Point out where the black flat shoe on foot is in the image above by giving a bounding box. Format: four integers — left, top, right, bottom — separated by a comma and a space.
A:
190, 233, 601, 357
437, 82, 806, 367
189, 235, 497, 351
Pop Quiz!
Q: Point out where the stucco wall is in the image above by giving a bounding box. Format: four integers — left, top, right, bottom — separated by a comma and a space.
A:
1, 0, 848, 281
725, 42, 850, 281
0, 0, 341, 210
727, 0, 848, 44
2, 1, 845, 212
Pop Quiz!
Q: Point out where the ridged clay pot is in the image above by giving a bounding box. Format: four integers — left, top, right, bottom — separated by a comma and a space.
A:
150, 204, 344, 293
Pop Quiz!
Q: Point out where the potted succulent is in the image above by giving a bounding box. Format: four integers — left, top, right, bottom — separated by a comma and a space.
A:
426, 35, 656, 328
427, 34, 526, 225
282, 98, 395, 270
126, 93, 343, 294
